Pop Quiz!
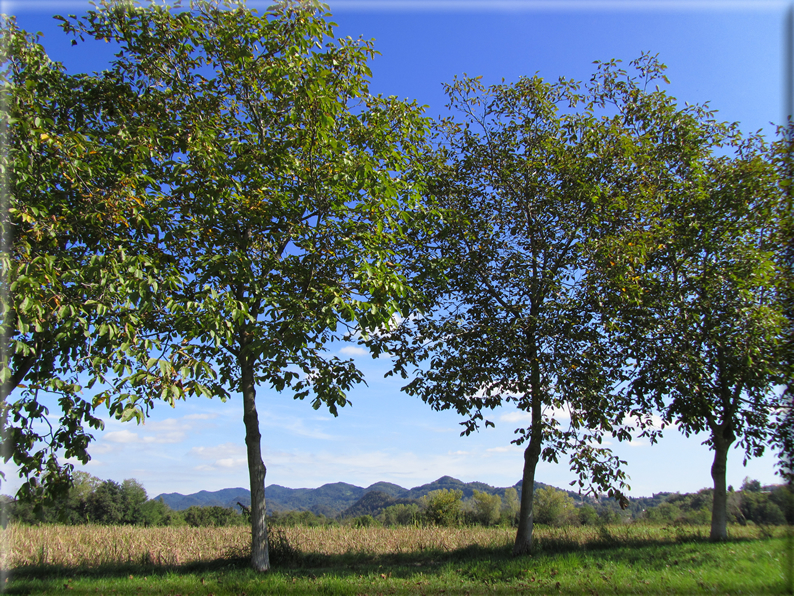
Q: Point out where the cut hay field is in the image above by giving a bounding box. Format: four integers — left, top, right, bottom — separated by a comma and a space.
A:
1, 523, 792, 595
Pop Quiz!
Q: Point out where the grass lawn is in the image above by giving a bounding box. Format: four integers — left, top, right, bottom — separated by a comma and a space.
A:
2, 524, 791, 595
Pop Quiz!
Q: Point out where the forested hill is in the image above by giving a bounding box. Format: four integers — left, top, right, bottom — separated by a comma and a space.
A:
154, 476, 580, 516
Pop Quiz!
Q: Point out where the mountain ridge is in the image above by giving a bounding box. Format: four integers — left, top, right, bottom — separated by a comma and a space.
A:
154, 476, 563, 515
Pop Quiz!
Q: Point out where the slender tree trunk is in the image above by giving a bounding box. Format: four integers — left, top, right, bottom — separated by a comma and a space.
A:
513, 400, 543, 556
709, 428, 734, 542
240, 355, 270, 572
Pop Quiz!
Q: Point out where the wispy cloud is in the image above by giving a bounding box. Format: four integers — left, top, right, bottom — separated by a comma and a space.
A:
184, 413, 218, 421
190, 443, 249, 472
486, 445, 522, 453
190, 443, 245, 460
259, 412, 338, 440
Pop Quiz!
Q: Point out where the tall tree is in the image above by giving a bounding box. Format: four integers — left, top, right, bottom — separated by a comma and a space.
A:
0, 17, 208, 503
371, 65, 667, 555
67, 0, 431, 571
592, 65, 789, 542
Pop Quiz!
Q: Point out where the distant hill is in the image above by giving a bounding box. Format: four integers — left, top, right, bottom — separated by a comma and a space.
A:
154, 476, 529, 515
155, 487, 253, 511
154, 476, 610, 517
157, 481, 388, 515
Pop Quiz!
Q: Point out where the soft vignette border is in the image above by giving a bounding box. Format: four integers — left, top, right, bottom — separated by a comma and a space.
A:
0, 7, 10, 590
0, 0, 791, 592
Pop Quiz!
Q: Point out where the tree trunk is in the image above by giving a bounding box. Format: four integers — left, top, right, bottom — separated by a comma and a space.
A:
709, 428, 734, 542
513, 400, 543, 556
240, 355, 270, 572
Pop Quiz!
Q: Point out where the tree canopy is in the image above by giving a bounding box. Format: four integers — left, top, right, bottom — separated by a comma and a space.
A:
369, 53, 789, 552
372, 59, 674, 555
60, 0, 433, 571
590, 63, 789, 542
0, 15, 209, 504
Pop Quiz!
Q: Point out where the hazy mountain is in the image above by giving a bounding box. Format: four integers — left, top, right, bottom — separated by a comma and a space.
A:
155, 487, 252, 511
154, 476, 595, 517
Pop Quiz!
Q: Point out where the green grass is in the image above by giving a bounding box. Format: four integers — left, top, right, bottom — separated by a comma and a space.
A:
3, 526, 792, 595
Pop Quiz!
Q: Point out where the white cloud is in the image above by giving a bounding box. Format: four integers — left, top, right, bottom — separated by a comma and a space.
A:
214, 458, 248, 469
189, 442, 245, 460
104, 430, 140, 444
90, 443, 117, 455
546, 404, 572, 420
500, 411, 531, 423
100, 417, 194, 446
189, 443, 249, 472
142, 433, 185, 444
340, 346, 369, 357
184, 413, 218, 421
486, 445, 522, 453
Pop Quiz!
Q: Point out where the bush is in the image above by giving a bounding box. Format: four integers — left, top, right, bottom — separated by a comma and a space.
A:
351, 514, 379, 528
268, 510, 331, 527
533, 486, 575, 526
741, 491, 787, 526
501, 487, 520, 526
139, 498, 185, 527
183, 505, 246, 527
577, 504, 599, 526
677, 507, 711, 526
420, 489, 462, 527
768, 485, 794, 524
86, 480, 125, 525
644, 502, 682, 524
379, 503, 419, 526
469, 490, 502, 526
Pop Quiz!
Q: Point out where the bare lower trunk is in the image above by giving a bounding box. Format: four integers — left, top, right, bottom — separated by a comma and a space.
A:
241, 356, 269, 572
513, 400, 543, 556
710, 431, 733, 542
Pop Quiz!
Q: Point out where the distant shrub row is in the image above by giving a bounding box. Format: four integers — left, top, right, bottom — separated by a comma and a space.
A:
0, 472, 249, 528
3, 473, 790, 529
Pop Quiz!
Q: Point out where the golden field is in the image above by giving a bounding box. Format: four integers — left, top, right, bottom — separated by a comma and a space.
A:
0, 522, 778, 570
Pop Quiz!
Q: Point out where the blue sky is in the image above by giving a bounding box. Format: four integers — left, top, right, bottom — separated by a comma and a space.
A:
1, 0, 790, 500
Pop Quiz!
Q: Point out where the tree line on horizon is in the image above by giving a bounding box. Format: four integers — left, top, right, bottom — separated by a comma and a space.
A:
4, 472, 791, 530
1, 0, 791, 572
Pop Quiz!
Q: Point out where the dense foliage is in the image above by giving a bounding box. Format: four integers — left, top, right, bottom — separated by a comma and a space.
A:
0, 14, 207, 506
55, 0, 435, 572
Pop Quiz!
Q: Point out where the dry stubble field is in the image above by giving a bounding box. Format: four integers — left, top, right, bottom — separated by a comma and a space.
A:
1, 523, 791, 595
